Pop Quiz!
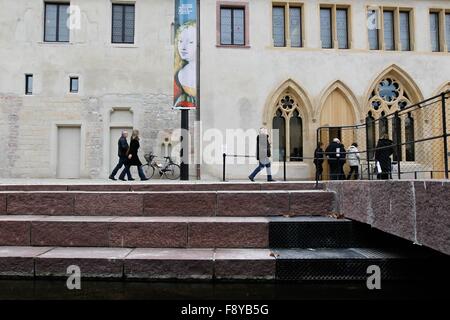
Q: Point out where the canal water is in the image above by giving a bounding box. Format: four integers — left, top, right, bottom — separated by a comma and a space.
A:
0, 279, 443, 300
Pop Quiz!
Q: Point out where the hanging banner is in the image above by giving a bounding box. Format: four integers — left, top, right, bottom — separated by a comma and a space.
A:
173, 0, 197, 110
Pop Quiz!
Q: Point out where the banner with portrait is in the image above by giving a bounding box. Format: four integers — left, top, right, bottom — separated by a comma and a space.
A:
173, 0, 197, 110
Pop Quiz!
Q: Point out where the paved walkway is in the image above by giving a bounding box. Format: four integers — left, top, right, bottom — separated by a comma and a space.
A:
0, 179, 317, 185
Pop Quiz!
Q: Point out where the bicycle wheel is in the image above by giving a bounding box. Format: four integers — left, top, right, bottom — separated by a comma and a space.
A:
164, 163, 180, 180
142, 164, 155, 179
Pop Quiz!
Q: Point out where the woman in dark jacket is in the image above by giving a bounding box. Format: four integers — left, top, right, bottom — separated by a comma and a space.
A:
119, 129, 148, 181
375, 134, 394, 180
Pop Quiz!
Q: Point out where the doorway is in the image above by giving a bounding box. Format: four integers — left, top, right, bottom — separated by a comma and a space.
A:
320, 89, 356, 179
57, 126, 81, 178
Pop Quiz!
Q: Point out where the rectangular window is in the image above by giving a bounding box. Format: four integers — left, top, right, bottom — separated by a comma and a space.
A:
400, 11, 410, 51
383, 10, 395, 50
446, 13, 450, 51
289, 7, 302, 47
44, 2, 70, 42
320, 8, 332, 49
112, 4, 135, 44
220, 7, 245, 45
336, 8, 348, 49
368, 9, 379, 50
272, 6, 285, 47
70, 77, 79, 93
25, 74, 33, 95
430, 12, 440, 52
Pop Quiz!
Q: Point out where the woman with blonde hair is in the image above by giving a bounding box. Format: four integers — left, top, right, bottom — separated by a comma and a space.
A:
119, 129, 148, 181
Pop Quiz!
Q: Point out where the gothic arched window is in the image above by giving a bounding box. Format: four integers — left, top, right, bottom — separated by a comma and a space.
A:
368, 76, 416, 161
272, 94, 304, 161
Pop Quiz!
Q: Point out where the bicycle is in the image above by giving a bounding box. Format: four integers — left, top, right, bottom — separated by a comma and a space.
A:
142, 153, 181, 180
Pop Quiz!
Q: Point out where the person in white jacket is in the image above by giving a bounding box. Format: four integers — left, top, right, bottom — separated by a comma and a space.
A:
346, 143, 360, 180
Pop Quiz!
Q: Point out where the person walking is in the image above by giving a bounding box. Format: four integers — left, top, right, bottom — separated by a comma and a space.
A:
248, 127, 275, 182
313, 142, 325, 181
119, 129, 149, 181
375, 134, 394, 180
325, 138, 345, 180
346, 143, 360, 180
109, 130, 132, 181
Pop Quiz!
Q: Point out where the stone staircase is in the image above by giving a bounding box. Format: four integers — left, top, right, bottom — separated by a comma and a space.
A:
0, 182, 447, 281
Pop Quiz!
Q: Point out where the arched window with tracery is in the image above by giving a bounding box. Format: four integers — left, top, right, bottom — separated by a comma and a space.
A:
367, 76, 416, 161
272, 94, 303, 161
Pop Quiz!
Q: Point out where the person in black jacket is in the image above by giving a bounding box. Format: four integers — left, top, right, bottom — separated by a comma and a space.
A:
325, 138, 346, 180
109, 130, 132, 181
248, 127, 275, 182
375, 133, 394, 180
313, 142, 324, 181
119, 129, 148, 181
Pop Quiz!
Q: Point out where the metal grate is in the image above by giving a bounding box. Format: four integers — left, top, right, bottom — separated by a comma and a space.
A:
276, 259, 430, 281
269, 221, 354, 248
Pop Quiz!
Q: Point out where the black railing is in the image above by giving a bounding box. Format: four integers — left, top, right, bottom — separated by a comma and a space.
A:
317, 90, 449, 181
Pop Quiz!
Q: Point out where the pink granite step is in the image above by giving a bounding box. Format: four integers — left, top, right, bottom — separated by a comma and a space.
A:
0, 182, 323, 192
0, 190, 335, 217
0, 216, 270, 248
0, 246, 276, 280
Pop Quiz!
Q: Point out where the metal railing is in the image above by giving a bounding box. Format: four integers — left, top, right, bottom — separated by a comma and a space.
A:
317, 90, 450, 181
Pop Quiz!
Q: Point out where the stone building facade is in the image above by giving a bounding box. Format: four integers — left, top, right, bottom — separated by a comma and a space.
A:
1, 0, 449, 180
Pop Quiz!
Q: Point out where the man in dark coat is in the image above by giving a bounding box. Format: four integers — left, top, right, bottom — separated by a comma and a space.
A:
109, 130, 132, 181
325, 138, 346, 180
314, 142, 325, 181
375, 134, 394, 180
120, 129, 148, 181
249, 127, 275, 182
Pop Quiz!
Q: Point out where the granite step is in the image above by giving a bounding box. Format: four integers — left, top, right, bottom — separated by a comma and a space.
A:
0, 182, 324, 192
0, 246, 444, 281
0, 216, 359, 249
0, 216, 272, 248
0, 190, 335, 217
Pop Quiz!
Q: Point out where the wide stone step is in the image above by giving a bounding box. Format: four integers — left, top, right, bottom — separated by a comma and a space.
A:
0, 216, 272, 248
0, 215, 422, 250
0, 182, 323, 192
0, 190, 335, 217
0, 246, 444, 281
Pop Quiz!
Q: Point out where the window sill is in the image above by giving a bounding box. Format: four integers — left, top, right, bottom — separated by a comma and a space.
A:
38, 41, 72, 46
216, 44, 251, 49
111, 43, 138, 48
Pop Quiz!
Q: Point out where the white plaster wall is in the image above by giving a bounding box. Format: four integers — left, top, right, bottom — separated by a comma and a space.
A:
0, 0, 181, 178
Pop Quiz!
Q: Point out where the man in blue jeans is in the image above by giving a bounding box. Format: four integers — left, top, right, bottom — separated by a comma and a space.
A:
248, 127, 275, 182
109, 130, 133, 181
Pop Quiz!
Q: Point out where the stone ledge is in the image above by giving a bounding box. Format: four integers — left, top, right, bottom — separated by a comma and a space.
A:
325, 180, 450, 256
